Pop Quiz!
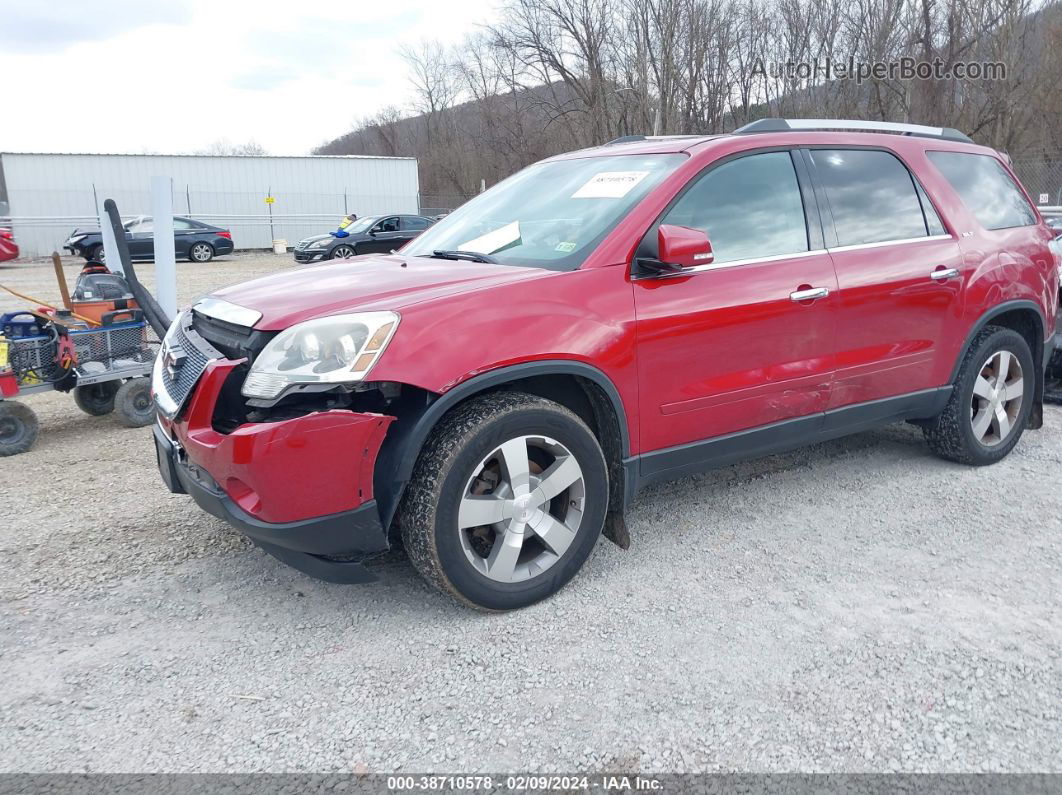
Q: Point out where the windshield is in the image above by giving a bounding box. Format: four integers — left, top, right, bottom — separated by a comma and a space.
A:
403, 154, 686, 270
341, 216, 377, 235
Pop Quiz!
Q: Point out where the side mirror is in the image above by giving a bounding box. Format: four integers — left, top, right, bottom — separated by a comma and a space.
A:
640, 224, 713, 275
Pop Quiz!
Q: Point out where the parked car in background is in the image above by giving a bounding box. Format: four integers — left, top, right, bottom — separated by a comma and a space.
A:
293, 214, 435, 263
0, 227, 18, 262
153, 118, 1058, 611
64, 216, 234, 264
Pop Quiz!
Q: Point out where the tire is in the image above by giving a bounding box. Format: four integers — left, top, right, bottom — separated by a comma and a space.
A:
113, 378, 155, 428
400, 391, 609, 611
188, 242, 214, 263
0, 401, 40, 456
331, 245, 356, 260
89, 244, 106, 264
923, 325, 1035, 465
73, 382, 119, 416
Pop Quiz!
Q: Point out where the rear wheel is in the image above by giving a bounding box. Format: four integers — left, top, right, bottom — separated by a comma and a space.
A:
400, 392, 609, 611
923, 326, 1034, 465
0, 401, 40, 456
331, 244, 356, 260
113, 378, 154, 428
188, 242, 214, 263
89, 244, 106, 264
73, 382, 119, 415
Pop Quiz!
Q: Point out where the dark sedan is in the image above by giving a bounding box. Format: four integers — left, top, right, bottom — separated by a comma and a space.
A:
64, 216, 234, 264
293, 214, 435, 263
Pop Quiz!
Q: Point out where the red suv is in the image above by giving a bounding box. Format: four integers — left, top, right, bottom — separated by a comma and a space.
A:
153, 119, 1058, 610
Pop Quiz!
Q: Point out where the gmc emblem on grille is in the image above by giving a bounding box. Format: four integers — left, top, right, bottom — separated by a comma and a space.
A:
164, 345, 187, 379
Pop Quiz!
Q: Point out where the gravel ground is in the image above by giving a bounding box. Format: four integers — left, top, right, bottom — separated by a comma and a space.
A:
1, 253, 1060, 773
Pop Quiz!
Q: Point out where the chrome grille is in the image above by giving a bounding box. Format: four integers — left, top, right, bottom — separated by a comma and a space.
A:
154, 317, 220, 418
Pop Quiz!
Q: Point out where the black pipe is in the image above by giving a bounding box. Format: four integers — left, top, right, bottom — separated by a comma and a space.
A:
103, 199, 172, 337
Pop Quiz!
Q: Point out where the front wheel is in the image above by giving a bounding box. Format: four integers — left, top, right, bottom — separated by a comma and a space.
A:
188, 242, 214, 263
400, 392, 609, 611
923, 325, 1035, 465
331, 244, 356, 260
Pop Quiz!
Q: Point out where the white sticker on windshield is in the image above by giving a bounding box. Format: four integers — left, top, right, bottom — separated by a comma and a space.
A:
458, 221, 521, 255
571, 171, 650, 199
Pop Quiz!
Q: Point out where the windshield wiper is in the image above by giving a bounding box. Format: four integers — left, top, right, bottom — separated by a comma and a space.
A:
428, 249, 499, 264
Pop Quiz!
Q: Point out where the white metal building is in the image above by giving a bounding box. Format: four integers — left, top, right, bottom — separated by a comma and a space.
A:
0, 152, 421, 257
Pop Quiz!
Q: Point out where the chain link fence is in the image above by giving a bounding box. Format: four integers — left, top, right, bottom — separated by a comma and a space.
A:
5, 164, 1058, 259
419, 193, 476, 217
1011, 159, 1062, 211
1, 187, 469, 259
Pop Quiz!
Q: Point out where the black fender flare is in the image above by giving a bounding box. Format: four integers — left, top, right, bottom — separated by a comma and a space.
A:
373, 360, 631, 531
947, 299, 1047, 384
947, 299, 1049, 430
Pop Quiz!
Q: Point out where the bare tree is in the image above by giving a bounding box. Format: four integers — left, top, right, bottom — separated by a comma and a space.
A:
195, 139, 268, 156
313, 0, 1062, 203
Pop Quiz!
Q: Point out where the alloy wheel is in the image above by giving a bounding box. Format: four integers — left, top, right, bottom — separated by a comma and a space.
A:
191, 243, 212, 262
458, 434, 586, 583
971, 349, 1024, 446
333, 246, 355, 259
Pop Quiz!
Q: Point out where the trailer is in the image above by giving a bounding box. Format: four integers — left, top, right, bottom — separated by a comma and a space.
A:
0, 310, 157, 455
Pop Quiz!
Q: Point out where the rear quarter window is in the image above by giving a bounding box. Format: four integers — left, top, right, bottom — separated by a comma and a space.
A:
927, 151, 1036, 230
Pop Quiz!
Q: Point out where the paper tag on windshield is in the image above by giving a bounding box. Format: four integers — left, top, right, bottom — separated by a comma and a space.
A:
571, 171, 650, 199
459, 221, 521, 255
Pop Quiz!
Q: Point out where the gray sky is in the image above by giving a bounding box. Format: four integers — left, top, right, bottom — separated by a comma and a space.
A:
1, 0, 498, 155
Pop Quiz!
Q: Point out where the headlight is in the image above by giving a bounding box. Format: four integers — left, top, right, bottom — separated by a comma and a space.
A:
68, 234, 86, 244
241, 311, 399, 400
310, 238, 333, 249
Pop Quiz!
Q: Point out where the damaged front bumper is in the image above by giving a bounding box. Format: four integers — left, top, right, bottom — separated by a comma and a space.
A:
153, 358, 396, 583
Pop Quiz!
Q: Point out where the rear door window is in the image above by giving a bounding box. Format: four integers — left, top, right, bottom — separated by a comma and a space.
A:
659, 151, 809, 264
402, 217, 430, 231
810, 149, 930, 246
927, 151, 1036, 230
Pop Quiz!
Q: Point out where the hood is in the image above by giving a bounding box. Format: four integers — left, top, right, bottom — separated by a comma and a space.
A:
298, 233, 334, 245
210, 254, 554, 329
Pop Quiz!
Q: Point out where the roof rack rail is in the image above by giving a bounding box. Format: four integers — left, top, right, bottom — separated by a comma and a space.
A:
603, 134, 711, 145
733, 118, 973, 144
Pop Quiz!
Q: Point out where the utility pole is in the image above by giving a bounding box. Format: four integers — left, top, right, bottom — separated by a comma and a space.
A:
150, 176, 177, 318
267, 185, 275, 245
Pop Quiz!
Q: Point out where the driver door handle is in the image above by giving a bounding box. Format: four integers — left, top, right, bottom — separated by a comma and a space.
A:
930, 267, 960, 280
790, 286, 830, 302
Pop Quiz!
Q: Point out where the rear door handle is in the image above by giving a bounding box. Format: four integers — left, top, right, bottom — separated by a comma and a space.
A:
790, 287, 830, 302
930, 267, 960, 280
